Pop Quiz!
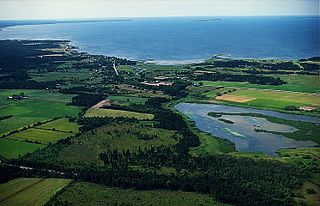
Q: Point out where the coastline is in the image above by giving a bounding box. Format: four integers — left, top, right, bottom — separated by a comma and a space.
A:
0, 18, 319, 62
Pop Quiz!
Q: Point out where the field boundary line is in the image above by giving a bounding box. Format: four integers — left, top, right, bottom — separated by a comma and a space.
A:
0, 118, 57, 138
3, 136, 47, 145
33, 127, 75, 134
221, 86, 320, 96
0, 178, 45, 203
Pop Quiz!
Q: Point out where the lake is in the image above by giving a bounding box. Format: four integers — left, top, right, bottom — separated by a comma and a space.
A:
0, 16, 319, 62
175, 102, 320, 156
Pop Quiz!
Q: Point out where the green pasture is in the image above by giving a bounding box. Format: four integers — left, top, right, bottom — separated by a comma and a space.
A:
84, 108, 154, 120
7, 128, 72, 144
0, 138, 44, 159
37, 118, 80, 133
116, 65, 134, 73
197, 74, 320, 93
108, 95, 148, 106
0, 178, 42, 202
189, 130, 235, 156
0, 89, 82, 134
0, 178, 71, 206
222, 89, 320, 110
46, 182, 228, 206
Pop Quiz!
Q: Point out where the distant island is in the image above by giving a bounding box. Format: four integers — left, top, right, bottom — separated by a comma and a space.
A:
194, 18, 223, 21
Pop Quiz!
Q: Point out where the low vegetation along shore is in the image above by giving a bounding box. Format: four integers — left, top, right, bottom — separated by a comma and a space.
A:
0, 39, 319, 206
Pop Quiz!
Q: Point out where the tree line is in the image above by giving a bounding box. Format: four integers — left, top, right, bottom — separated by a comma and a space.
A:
195, 72, 286, 85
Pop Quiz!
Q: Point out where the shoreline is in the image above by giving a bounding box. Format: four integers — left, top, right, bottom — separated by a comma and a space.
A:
0, 38, 318, 66
0, 18, 319, 64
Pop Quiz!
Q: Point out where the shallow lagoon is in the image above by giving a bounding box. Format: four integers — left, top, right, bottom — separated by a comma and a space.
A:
175, 103, 320, 156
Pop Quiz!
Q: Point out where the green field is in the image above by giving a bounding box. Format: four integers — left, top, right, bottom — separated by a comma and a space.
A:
0, 89, 82, 135
108, 95, 148, 106
84, 108, 154, 120
7, 128, 72, 144
0, 178, 71, 206
217, 88, 320, 110
116, 65, 135, 73
37, 118, 80, 133
197, 74, 320, 93
28, 123, 181, 166
46, 181, 228, 206
0, 138, 45, 159
189, 130, 235, 156
200, 86, 320, 111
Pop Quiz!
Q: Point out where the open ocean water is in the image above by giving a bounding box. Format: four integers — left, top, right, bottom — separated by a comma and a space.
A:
0, 16, 319, 62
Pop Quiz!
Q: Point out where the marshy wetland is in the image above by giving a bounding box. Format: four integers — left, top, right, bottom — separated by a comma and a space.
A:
175, 102, 320, 156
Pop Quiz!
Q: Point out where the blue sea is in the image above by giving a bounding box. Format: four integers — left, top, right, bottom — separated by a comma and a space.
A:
0, 17, 319, 62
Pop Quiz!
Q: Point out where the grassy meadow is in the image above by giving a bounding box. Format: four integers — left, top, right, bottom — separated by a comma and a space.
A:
189, 130, 235, 156
7, 128, 72, 145
0, 138, 45, 159
46, 181, 228, 206
0, 89, 82, 135
37, 118, 80, 133
197, 74, 320, 93
116, 65, 135, 73
0, 178, 71, 206
214, 88, 320, 110
84, 108, 154, 120
108, 95, 148, 106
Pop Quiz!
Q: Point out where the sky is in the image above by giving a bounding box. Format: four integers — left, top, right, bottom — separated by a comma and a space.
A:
0, 0, 319, 20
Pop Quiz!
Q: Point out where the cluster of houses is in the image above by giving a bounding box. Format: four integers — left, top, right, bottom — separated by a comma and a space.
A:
7, 94, 28, 100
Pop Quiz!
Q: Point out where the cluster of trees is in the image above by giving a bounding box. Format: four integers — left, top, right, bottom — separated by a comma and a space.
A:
0, 80, 64, 89
159, 80, 191, 97
60, 86, 113, 95
284, 106, 300, 111
96, 146, 308, 205
203, 58, 320, 72
195, 72, 286, 85
0, 40, 80, 83
78, 116, 138, 132
10, 146, 309, 206
69, 94, 104, 107
299, 62, 320, 72
245, 68, 318, 75
137, 80, 191, 98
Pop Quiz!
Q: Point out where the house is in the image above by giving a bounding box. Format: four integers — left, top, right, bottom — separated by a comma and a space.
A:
299, 106, 317, 112
7, 94, 28, 100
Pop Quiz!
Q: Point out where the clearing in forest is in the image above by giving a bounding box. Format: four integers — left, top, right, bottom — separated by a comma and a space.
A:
216, 94, 256, 103
84, 108, 154, 120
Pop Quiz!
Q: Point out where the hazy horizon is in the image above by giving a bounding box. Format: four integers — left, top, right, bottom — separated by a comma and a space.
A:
0, 0, 319, 20
1, 15, 320, 22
